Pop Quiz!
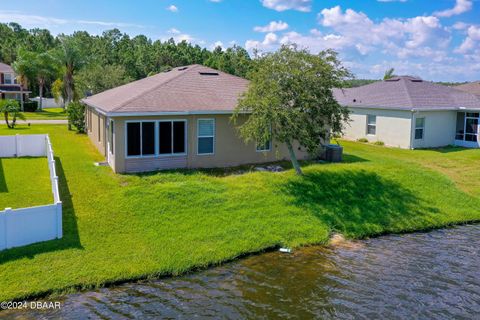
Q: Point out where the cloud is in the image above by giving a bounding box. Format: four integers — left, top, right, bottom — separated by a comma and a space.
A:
211, 41, 224, 50
167, 28, 181, 34
261, 0, 312, 12
245, 32, 279, 50
377, 0, 407, 2
254, 21, 289, 33
209, 0, 223, 2
456, 25, 480, 53
166, 5, 179, 12
434, 0, 472, 18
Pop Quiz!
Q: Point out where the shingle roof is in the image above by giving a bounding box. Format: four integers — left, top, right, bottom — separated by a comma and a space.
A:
333, 76, 480, 111
454, 81, 480, 96
82, 64, 249, 114
0, 62, 14, 73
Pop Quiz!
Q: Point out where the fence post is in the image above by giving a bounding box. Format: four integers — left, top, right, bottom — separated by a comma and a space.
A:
56, 202, 63, 239
15, 134, 19, 157
1, 208, 11, 250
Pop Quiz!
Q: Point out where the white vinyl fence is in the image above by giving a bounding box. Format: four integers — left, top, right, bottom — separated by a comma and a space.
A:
0, 134, 62, 251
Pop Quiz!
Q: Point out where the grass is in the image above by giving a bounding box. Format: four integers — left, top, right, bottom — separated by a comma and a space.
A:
20, 108, 67, 120
0, 157, 52, 209
0, 125, 479, 301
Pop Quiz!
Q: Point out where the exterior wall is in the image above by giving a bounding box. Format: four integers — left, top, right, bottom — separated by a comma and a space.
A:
344, 107, 413, 149
110, 114, 311, 173
86, 106, 107, 156
412, 110, 456, 149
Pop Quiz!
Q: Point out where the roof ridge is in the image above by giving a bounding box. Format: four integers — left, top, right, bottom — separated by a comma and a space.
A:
399, 77, 415, 108
111, 65, 202, 112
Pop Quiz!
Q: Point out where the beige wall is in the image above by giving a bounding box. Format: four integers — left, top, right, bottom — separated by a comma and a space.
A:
344, 107, 413, 148
86, 107, 107, 156
109, 114, 310, 173
411, 110, 456, 149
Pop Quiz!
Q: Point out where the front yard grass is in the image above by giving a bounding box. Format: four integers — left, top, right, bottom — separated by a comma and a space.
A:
0, 157, 52, 209
0, 125, 479, 301
20, 108, 67, 120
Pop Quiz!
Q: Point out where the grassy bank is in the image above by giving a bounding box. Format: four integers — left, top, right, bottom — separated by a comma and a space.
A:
0, 125, 479, 301
20, 108, 67, 120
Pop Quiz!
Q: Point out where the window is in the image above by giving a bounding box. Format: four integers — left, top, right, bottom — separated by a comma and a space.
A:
108, 119, 114, 154
142, 122, 155, 155
127, 122, 141, 156
367, 115, 376, 135
256, 140, 271, 152
4, 73, 13, 84
97, 116, 101, 142
465, 118, 478, 142
197, 119, 215, 155
456, 112, 465, 140
159, 121, 186, 155
415, 117, 425, 140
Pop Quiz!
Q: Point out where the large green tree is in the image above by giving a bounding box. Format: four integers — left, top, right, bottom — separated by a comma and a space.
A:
233, 45, 351, 175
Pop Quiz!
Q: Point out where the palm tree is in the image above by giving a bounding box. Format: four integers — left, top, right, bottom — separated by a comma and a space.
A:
383, 68, 396, 80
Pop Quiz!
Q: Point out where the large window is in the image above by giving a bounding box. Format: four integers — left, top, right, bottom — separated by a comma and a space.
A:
366, 115, 376, 135
108, 119, 114, 154
456, 112, 479, 143
197, 119, 215, 155
3, 73, 13, 84
415, 117, 425, 140
126, 120, 186, 158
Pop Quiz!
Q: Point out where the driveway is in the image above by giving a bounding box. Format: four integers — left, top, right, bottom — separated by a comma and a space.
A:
0, 120, 68, 125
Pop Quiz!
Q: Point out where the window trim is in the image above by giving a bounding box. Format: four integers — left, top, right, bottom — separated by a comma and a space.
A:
108, 119, 114, 155
414, 117, 425, 140
124, 119, 188, 159
256, 140, 272, 152
197, 118, 215, 155
366, 114, 376, 136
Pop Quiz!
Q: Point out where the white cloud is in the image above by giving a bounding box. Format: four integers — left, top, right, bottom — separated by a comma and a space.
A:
211, 41, 224, 49
456, 25, 480, 53
261, 0, 311, 12
209, 0, 222, 2
167, 28, 181, 34
245, 32, 279, 50
166, 5, 179, 12
434, 0, 472, 18
254, 21, 289, 33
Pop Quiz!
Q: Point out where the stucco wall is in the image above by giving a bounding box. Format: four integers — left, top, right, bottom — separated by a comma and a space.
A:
344, 107, 413, 149
411, 110, 456, 148
86, 107, 107, 156
110, 114, 311, 173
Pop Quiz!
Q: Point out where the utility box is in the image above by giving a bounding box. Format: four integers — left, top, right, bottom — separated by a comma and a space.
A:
325, 144, 343, 162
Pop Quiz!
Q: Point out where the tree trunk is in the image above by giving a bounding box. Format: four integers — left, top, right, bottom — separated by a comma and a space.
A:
12, 113, 17, 128
286, 140, 303, 175
38, 81, 44, 111
4, 112, 11, 129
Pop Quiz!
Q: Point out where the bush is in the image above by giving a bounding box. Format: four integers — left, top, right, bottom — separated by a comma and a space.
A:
67, 102, 86, 133
23, 101, 38, 112
373, 141, 385, 146
357, 138, 369, 143
0, 99, 24, 128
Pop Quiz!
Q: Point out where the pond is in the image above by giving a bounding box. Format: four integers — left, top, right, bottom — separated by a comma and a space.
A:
3, 224, 480, 319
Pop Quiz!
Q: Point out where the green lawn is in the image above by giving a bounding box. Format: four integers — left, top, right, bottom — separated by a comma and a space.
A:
20, 108, 67, 120
0, 157, 52, 209
0, 125, 479, 301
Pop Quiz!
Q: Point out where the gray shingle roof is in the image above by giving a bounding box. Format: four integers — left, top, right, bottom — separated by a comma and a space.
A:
334, 76, 480, 111
454, 81, 480, 96
0, 62, 13, 73
82, 64, 249, 114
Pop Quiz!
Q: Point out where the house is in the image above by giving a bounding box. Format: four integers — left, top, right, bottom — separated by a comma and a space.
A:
82, 65, 310, 173
454, 81, 480, 96
0, 62, 30, 109
334, 76, 480, 149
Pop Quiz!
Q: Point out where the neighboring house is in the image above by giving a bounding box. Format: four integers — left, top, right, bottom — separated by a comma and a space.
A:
334, 76, 480, 149
82, 65, 310, 173
0, 62, 30, 108
454, 81, 480, 96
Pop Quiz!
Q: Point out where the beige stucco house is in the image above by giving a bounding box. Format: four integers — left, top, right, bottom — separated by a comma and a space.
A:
334, 76, 480, 149
81, 65, 309, 173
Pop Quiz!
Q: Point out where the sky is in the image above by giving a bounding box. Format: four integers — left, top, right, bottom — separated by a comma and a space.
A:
0, 0, 479, 82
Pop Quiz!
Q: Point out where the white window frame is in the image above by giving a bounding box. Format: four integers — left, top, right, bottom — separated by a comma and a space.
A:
366, 114, 376, 136
125, 120, 188, 159
197, 118, 215, 155
3, 73, 13, 84
414, 117, 425, 140
108, 119, 114, 155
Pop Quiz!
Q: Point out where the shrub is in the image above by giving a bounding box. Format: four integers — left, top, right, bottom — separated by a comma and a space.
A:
67, 102, 86, 133
373, 141, 385, 146
0, 99, 25, 128
357, 138, 369, 143
23, 101, 38, 112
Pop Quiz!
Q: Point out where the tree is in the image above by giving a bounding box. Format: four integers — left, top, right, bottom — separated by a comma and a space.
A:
0, 99, 24, 129
383, 68, 396, 80
75, 64, 132, 96
66, 101, 86, 133
56, 35, 88, 105
233, 45, 351, 175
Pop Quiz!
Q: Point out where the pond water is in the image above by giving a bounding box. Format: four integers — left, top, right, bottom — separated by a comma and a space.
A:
3, 224, 480, 319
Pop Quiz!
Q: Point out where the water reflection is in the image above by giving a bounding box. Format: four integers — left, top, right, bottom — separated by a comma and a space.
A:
3, 225, 479, 319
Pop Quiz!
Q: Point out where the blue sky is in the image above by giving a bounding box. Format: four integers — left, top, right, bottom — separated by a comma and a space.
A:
0, 0, 479, 81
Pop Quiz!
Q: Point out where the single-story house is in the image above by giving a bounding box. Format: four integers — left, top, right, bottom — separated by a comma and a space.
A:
334, 76, 480, 149
454, 81, 480, 96
0, 62, 30, 108
82, 65, 310, 173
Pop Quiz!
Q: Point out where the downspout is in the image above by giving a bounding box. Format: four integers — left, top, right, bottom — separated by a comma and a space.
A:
409, 110, 415, 149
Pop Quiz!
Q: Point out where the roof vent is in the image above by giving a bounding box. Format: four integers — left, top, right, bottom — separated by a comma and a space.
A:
199, 72, 219, 76
411, 79, 423, 82
385, 78, 400, 82
178, 67, 188, 71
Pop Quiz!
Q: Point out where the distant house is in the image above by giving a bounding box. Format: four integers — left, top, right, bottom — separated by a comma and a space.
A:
82, 65, 310, 173
334, 76, 480, 149
454, 81, 480, 96
0, 62, 30, 109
